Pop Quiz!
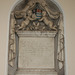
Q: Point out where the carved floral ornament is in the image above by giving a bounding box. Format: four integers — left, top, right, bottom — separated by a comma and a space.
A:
12, 0, 61, 32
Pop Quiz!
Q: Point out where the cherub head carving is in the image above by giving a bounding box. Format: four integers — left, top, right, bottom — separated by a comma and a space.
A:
42, 11, 47, 17
27, 10, 32, 17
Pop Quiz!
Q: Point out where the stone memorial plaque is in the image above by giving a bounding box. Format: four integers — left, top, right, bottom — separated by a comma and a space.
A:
18, 37, 54, 68
8, 0, 65, 75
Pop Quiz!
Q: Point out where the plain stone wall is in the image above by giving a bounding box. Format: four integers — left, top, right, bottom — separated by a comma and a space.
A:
0, 0, 75, 75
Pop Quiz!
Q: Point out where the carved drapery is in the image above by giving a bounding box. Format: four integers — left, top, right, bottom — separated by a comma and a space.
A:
14, 0, 60, 32
8, 0, 65, 70
8, 13, 16, 67
57, 14, 65, 70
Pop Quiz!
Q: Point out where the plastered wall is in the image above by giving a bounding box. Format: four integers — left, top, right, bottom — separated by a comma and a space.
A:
0, 0, 75, 75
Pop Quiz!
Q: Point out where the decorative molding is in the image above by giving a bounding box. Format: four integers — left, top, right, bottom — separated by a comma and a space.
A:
14, 1, 60, 31
16, 31, 57, 38
8, 0, 65, 75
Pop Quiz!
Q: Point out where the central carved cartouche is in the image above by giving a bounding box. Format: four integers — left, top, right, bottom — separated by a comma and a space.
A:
14, 2, 60, 31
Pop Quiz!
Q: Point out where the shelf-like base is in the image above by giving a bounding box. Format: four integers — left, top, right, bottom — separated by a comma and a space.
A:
16, 31, 57, 38
15, 68, 58, 75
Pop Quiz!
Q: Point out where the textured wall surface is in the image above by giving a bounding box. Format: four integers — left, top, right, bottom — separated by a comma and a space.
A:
0, 0, 75, 75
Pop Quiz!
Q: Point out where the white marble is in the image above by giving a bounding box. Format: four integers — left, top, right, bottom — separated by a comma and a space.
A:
18, 37, 54, 68
17, 31, 57, 38
15, 69, 58, 75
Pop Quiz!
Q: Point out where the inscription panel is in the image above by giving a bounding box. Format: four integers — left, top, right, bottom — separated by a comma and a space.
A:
19, 37, 54, 68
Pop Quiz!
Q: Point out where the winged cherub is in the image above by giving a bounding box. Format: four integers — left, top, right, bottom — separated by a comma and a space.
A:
39, 11, 57, 30
18, 10, 36, 30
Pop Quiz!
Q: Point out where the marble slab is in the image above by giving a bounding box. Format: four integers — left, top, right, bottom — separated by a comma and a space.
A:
15, 69, 57, 75
18, 37, 54, 68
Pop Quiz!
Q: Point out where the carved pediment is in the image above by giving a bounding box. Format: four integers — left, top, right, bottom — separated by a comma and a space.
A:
13, 0, 60, 32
